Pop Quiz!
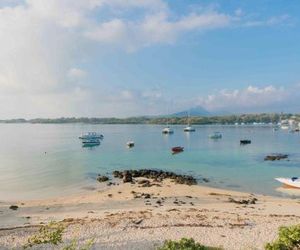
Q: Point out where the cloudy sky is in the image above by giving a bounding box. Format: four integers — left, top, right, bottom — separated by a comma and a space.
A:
0, 0, 299, 118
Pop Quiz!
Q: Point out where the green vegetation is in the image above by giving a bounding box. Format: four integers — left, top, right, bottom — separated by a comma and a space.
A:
23, 222, 94, 250
158, 238, 222, 250
265, 224, 300, 250
0, 113, 299, 125
23, 222, 65, 249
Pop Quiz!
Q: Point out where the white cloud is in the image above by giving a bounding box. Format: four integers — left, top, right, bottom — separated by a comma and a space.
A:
67, 68, 87, 80
85, 11, 231, 50
244, 14, 292, 27
0, 0, 296, 118
196, 85, 291, 112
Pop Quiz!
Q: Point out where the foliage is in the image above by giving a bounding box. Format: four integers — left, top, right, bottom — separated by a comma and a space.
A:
265, 224, 300, 250
23, 222, 65, 249
158, 238, 222, 250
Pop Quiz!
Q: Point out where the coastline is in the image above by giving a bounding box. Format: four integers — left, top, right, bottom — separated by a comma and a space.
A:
1, 176, 300, 249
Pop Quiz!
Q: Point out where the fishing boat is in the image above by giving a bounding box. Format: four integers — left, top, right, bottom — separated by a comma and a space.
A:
209, 132, 222, 139
82, 138, 100, 146
275, 177, 300, 188
127, 141, 135, 148
79, 132, 104, 140
171, 146, 184, 154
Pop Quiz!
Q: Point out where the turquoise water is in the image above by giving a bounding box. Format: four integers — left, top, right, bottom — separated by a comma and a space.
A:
0, 124, 300, 201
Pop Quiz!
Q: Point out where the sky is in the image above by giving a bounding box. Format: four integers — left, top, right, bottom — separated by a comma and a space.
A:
0, 0, 300, 118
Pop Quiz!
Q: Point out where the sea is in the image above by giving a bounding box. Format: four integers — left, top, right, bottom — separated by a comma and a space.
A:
1, 123, 300, 201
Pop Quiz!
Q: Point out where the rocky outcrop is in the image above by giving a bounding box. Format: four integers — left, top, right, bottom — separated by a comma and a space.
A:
97, 175, 109, 182
112, 169, 197, 185
122, 171, 133, 183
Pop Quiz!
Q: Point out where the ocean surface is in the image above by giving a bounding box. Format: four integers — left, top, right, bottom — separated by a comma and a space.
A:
0, 123, 300, 201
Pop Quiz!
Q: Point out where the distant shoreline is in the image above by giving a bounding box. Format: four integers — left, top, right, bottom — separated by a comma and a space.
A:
0, 113, 299, 125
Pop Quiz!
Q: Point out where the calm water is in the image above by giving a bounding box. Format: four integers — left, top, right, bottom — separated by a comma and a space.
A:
1, 124, 300, 201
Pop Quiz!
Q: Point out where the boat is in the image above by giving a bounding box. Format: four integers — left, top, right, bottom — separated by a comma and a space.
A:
79, 132, 104, 140
162, 127, 174, 134
209, 132, 222, 139
171, 146, 184, 154
127, 141, 135, 148
184, 126, 196, 132
82, 138, 100, 146
240, 139, 251, 145
275, 177, 300, 189
183, 111, 195, 132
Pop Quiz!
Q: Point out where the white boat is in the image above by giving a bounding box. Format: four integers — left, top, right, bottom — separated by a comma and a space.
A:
275, 177, 300, 188
184, 126, 195, 132
183, 110, 195, 132
127, 141, 135, 148
79, 132, 104, 140
82, 138, 100, 146
162, 127, 174, 134
209, 132, 222, 139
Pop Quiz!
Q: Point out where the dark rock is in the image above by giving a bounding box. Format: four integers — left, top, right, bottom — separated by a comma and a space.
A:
113, 170, 123, 178
143, 193, 151, 199
123, 171, 133, 183
9, 205, 18, 211
264, 154, 288, 161
228, 197, 257, 205
97, 175, 109, 182
112, 169, 197, 185
202, 178, 210, 183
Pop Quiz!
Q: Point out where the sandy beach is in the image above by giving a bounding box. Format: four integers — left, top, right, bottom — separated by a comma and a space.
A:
1, 173, 300, 250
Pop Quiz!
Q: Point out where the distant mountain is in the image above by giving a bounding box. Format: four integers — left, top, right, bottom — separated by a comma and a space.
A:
169, 106, 231, 117
170, 106, 211, 117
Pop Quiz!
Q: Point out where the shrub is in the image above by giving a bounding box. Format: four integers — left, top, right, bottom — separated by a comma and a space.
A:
158, 238, 222, 250
265, 224, 300, 250
23, 222, 65, 249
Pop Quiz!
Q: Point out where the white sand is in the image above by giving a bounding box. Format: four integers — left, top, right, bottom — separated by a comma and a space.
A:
1, 179, 300, 249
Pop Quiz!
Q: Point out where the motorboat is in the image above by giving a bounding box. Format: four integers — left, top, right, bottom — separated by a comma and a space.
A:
184, 126, 195, 132
79, 132, 104, 140
82, 138, 100, 146
275, 177, 300, 189
209, 132, 222, 139
162, 127, 174, 134
127, 141, 135, 148
171, 146, 184, 154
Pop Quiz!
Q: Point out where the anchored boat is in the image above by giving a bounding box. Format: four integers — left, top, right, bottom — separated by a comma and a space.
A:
127, 141, 135, 148
82, 138, 100, 146
162, 127, 174, 134
79, 132, 104, 140
209, 132, 222, 139
171, 146, 184, 154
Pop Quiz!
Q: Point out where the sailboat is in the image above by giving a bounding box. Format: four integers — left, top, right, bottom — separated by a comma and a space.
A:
184, 110, 195, 132
162, 107, 174, 134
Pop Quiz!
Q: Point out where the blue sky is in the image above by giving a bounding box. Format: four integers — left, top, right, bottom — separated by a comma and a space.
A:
0, 0, 299, 118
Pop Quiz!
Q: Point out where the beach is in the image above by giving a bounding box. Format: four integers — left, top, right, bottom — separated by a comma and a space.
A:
1, 174, 300, 250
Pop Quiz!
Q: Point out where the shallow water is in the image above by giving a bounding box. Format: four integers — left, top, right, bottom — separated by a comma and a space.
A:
0, 124, 300, 200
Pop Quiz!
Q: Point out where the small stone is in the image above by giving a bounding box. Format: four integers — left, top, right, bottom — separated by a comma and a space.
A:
9, 205, 18, 211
